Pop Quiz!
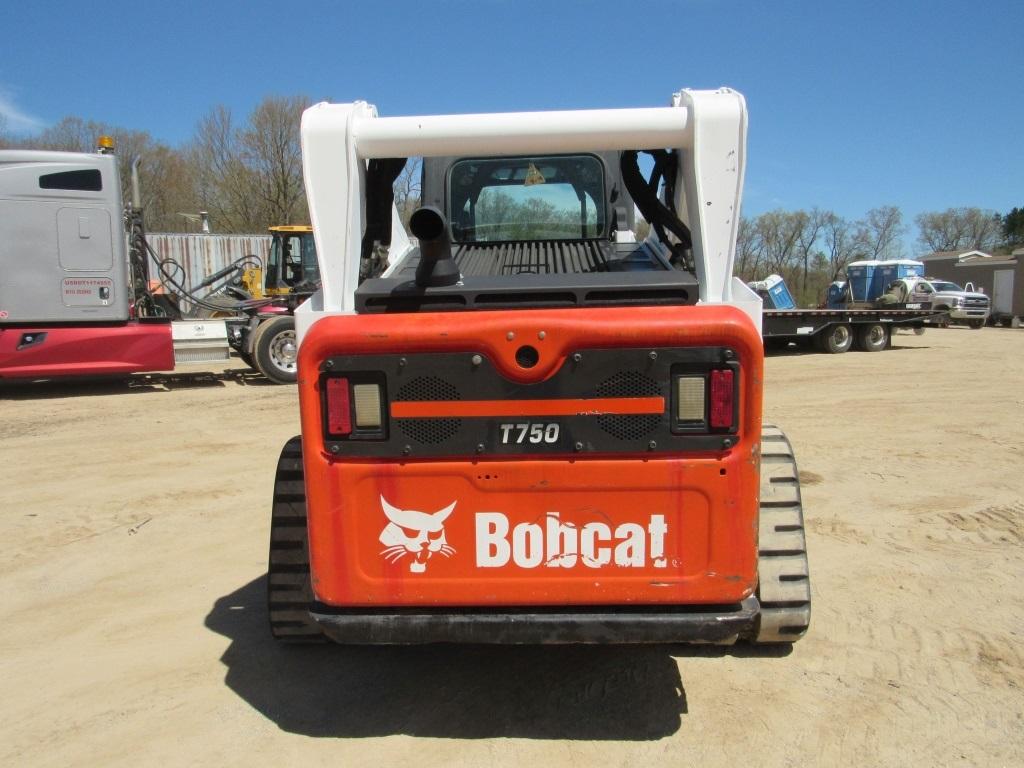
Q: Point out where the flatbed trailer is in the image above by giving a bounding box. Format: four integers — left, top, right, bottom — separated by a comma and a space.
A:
763, 307, 947, 353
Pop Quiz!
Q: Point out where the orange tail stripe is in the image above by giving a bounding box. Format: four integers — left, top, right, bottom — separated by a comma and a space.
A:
391, 397, 665, 418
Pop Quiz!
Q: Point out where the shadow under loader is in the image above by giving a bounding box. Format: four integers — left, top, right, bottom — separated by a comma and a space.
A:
206, 575, 689, 740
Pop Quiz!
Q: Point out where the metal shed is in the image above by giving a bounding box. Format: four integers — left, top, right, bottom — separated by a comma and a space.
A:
146, 233, 271, 312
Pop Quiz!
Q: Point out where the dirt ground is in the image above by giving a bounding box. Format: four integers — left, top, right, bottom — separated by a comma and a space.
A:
1, 326, 1022, 767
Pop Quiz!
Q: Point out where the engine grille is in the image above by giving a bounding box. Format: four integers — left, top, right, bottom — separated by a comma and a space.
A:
395, 376, 462, 444
396, 376, 460, 402
594, 371, 662, 441
398, 418, 462, 445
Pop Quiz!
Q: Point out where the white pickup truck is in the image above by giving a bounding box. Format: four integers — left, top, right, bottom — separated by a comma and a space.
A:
893, 277, 991, 329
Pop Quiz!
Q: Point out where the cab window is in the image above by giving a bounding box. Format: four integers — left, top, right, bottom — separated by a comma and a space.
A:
448, 154, 605, 242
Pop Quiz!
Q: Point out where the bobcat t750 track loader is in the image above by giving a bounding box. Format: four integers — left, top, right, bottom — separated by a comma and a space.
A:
268, 89, 811, 645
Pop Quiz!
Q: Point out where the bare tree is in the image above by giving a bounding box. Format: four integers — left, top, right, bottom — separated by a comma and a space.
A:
795, 208, 825, 294
393, 157, 422, 230
735, 215, 761, 279
961, 208, 1003, 251
191, 96, 310, 232
191, 106, 260, 232
915, 207, 1002, 253
822, 212, 857, 281
241, 96, 309, 225
858, 205, 905, 260
136, 145, 198, 231
757, 209, 806, 276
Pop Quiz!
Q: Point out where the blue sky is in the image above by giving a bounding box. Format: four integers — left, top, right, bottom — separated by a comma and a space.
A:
2, 0, 1020, 252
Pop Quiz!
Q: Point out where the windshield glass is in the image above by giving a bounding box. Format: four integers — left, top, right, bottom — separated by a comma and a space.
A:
448, 155, 605, 242
300, 234, 319, 283
931, 281, 963, 292
267, 232, 318, 288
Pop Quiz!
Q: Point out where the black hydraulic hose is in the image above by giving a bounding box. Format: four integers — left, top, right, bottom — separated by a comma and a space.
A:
145, 240, 275, 314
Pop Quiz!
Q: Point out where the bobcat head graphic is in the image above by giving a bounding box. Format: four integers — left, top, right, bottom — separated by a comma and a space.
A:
379, 496, 456, 573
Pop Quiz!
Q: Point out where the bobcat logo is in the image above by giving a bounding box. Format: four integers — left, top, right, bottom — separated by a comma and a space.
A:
379, 496, 456, 573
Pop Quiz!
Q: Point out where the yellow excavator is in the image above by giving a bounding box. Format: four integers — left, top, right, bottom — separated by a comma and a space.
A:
232, 225, 318, 300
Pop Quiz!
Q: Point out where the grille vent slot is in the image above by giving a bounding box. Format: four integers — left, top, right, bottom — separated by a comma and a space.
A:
395, 376, 462, 444
398, 418, 462, 444
396, 376, 460, 402
594, 370, 662, 441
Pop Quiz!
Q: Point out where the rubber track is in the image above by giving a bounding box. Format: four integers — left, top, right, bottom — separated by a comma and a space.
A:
267, 436, 325, 642
754, 425, 812, 643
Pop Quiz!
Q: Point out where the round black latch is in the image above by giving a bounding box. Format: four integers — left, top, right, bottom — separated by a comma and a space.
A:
515, 344, 540, 369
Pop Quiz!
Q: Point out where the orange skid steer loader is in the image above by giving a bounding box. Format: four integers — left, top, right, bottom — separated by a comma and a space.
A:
268, 90, 811, 645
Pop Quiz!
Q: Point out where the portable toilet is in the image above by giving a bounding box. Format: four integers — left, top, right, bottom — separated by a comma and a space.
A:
749, 274, 797, 309
846, 261, 876, 302
875, 260, 924, 296
826, 281, 847, 308
894, 259, 924, 279
763, 274, 796, 309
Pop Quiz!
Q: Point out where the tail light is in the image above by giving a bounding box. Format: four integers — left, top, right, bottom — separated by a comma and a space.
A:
671, 359, 738, 435
326, 377, 352, 435
709, 369, 734, 429
324, 375, 386, 439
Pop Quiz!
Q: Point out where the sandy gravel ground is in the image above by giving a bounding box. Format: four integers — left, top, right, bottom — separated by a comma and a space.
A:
1, 327, 1022, 767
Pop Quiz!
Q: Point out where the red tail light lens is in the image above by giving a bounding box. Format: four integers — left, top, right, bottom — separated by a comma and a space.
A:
326, 377, 352, 435
709, 369, 734, 429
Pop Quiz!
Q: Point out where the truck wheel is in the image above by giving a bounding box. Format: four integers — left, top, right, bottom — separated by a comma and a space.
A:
752, 425, 811, 643
253, 316, 298, 384
268, 437, 324, 643
967, 319, 985, 329
817, 323, 853, 353
856, 323, 889, 351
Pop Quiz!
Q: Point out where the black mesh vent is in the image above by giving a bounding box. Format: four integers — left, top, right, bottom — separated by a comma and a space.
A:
595, 371, 662, 440
398, 418, 462, 444
595, 371, 660, 398
395, 378, 462, 444
396, 376, 460, 402
598, 415, 662, 441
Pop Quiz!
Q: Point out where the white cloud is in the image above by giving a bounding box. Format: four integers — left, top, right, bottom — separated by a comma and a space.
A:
0, 87, 45, 133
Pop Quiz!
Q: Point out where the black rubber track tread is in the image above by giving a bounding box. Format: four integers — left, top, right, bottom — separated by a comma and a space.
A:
267, 436, 325, 643
751, 425, 812, 644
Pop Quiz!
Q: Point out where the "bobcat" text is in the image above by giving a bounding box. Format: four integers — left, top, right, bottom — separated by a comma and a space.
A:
475, 512, 669, 569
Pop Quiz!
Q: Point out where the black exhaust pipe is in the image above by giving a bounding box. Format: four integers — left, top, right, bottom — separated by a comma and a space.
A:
410, 206, 460, 287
